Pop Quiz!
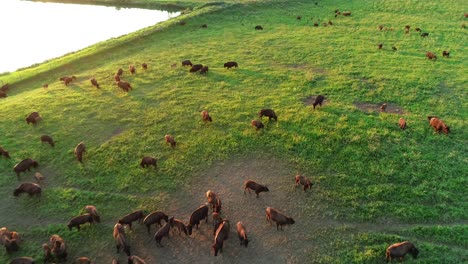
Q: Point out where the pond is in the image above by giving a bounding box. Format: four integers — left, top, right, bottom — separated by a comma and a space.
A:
0, 0, 180, 73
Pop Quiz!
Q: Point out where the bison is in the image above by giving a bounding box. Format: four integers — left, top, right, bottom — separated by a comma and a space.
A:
128, 255, 147, 264
312, 95, 325, 109
143, 211, 169, 233
74, 142, 86, 163
212, 220, 230, 256
294, 175, 313, 192
0, 147, 10, 159
118, 210, 146, 230
117, 68, 124, 76
380, 103, 387, 112
140, 156, 157, 168
113, 223, 131, 256
190, 64, 203, 73
386, 241, 419, 262
114, 74, 121, 82
421, 32, 429, 37
40, 135, 55, 147
206, 190, 221, 212
74, 257, 92, 264
90, 78, 100, 89
67, 213, 94, 231
60, 76, 76, 86
154, 217, 173, 247
187, 204, 209, 235
200, 66, 209, 74
259, 109, 277, 121
244, 180, 269, 198
201, 110, 213, 122
0, 83, 9, 92
399, 118, 407, 130
9, 257, 35, 264
84, 205, 100, 223
224, 61, 238, 69
429, 117, 450, 135
255, 25, 263, 30
170, 217, 188, 236
25, 112, 41, 125
116, 81, 132, 92
142, 63, 148, 70
378, 43, 383, 49
34, 172, 45, 183
182, 60, 193, 67
442, 51, 450, 57
13, 158, 39, 177
426, 52, 437, 60
251, 120, 264, 130
0, 91, 6, 98
266, 207, 295, 230
392, 46, 397, 51
164, 134, 176, 147
129, 65, 136, 74
342, 11, 351, 16
201, 24, 208, 28
236, 221, 249, 247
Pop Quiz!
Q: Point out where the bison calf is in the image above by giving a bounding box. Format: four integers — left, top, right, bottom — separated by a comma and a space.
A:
251, 120, 264, 130
294, 175, 313, 192
399, 118, 407, 130
442, 51, 450, 57
266, 207, 295, 230
74, 142, 86, 163
244, 180, 269, 198
90, 78, 100, 89
164, 134, 176, 147
386, 241, 419, 262
116, 81, 132, 92
426, 52, 437, 60
142, 63, 148, 70
129, 65, 136, 74
236, 221, 249, 247
40, 135, 55, 147
200, 66, 209, 74
201, 110, 213, 122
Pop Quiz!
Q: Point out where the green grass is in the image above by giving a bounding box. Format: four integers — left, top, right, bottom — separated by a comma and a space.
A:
0, 0, 467, 262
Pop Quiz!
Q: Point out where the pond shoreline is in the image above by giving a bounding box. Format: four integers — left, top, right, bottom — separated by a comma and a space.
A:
29, 0, 191, 11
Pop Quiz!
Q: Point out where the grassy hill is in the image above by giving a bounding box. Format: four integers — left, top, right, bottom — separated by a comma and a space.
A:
0, 0, 466, 263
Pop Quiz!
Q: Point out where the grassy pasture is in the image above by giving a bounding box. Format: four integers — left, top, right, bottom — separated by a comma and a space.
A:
0, 0, 466, 263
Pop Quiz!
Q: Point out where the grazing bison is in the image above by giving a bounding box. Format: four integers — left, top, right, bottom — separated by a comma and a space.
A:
90, 78, 99, 89
421, 32, 429, 37
113, 223, 131, 256
182, 60, 193, 67
313, 22, 319, 27
114, 74, 121, 82
25, 112, 42, 125
201, 110, 213, 122
0, 147, 10, 159
190, 64, 203, 73
206, 190, 221, 212
426, 52, 437, 60
140, 156, 157, 168
297, 16, 301, 20
224, 61, 238, 69
74, 257, 92, 264
13, 183, 41, 197
342, 11, 351, 16
380, 103, 387, 112
236, 221, 249, 247
74, 142, 86, 163
128, 255, 147, 264
9, 257, 35, 264
266, 207, 295, 230
117, 68, 124, 76
60, 76, 76, 86
244, 180, 269, 198
67, 213, 94, 231
442, 51, 450, 57
0, 91, 6, 98
43, 84, 48, 89
187, 204, 209, 235
212, 220, 230, 256
259, 109, 277, 121
415, 27, 421, 32
201, 24, 208, 28
200, 66, 209, 74
119, 210, 146, 230
255, 25, 263, 30
51, 238, 67, 261
386, 241, 419, 262
399, 118, 407, 130
295, 175, 313, 191
40, 135, 55, 147
84, 205, 101, 223
312, 95, 325, 109
392, 46, 397, 51
378, 43, 383, 49
429, 117, 450, 135
251, 120, 264, 130
34, 172, 44, 183
170, 217, 188, 235
116, 81, 132, 92
143, 211, 169, 233
164, 134, 176, 147
142, 63, 148, 70
129, 65, 136, 74
154, 217, 173, 247
13, 158, 39, 177
1, 83, 10, 92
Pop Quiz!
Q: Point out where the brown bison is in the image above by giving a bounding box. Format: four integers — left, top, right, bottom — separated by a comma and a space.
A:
117, 68, 124, 76
421, 32, 429, 37
43, 84, 48, 89
1, 228, 21, 253
170, 217, 188, 235
405, 25, 411, 30
212, 212, 221, 233
236, 221, 249, 247
60, 76, 76, 86
200, 66, 209, 74
442, 51, 450, 57
386, 241, 419, 262
295, 175, 313, 192
224, 61, 238, 69
40, 135, 55, 147
201, 110, 213, 122
164, 134, 176, 147
187, 204, 209, 235
426, 52, 437, 60
212, 220, 230, 256
140, 156, 157, 168
90, 78, 99, 89
0, 83, 9, 92
113, 223, 131, 256
13, 158, 39, 177
142, 63, 148, 70
380, 103, 387, 112
84, 205, 101, 223
9, 257, 35, 264
0, 147, 10, 159
129, 65, 136, 74
201, 24, 208, 28
251, 120, 264, 130
266, 207, 295, 230
143, 211, 169, 233
259, 108, 277, 121
206, 190, 222, 212
74, 142, 86, 163
154, 217, 173, 247
244, 180, 269, 198
116, 81, 132, 92
73, 257, 92, 264
255, 25, 263, 30
182, 60, 193, 67
114, 74, 121, 82
415, 27, 421, 32
312, 95, 325, 109
51, 237, 67, 261
399, 118, 407, 130
128, 255, 147, 264
0, 91, 6, 98
392, 46, 397, 51
118, 210, 146, 230
67, 213, 94, 231
429, 117, 450, 135
190, 64, 203, 73
378, 43, 383, 49
26, 112, 42, 125
342, 11, 351, 16
13, 182, 41, 197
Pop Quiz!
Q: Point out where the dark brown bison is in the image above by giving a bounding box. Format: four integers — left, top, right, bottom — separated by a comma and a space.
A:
187, 204, 209, 235
201, 24, 208, 28
0, 91, 6, 98
415, 27, 421, 32
13, 158, 39, 177
164, 134, 176, 147
328, 20, 333, 25
212, 220, 230, 256
236, 221, 249, 247
399, 118, 407, 130
90, 78, 100, 89
386, 241, 419, 262
84, 205, 101, 223
426, 52, 437, 60
74, 142, 86, 163
143, 211, 169, 234
442, 51, 450, 57
128, 255, 147, 264
26, 112, 41, 125
392, 46, 397, 51
170, 217, 187, 235
429, 117, 450, 135
117, 68, 124, 76
114, 74, 121, 82
13, 183, 41, 197
224, 61, 238, 69
67, 213, 94, 231
182, 60, 193, 67
201, 110, 213, 122
190, 64, 203, 73
40, 135, 55, 147
43, 84, 48, 89
295, 175, 313, 191
142, 63, 148, 70
378, 43, 383, 49
9, 257, 35, 264
313, 22, 319, 27
73, 257, 92, 264
251, 120, 264, 130
255, 25, 263, 30
259, 109, 277, 121
312, 95, 325, 109
129, 65, 136, 74
421, 32, 429, 37
118, 210, 146, 230
405, 25, 410, 30
116, 81, 132, 92
0, 147, 10, 159
0, 83, 9, 92
380, 103, 387, 112
266, 207, 295, 230
200, 66, 209, 74
140, 156, 157, 168
297, 16, 301, 20
244, 180, 269, 198
154, 217, 173, 247
113, 223, 131, 256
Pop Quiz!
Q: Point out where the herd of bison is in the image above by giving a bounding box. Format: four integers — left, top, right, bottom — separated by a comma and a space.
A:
0, 7, 461, 264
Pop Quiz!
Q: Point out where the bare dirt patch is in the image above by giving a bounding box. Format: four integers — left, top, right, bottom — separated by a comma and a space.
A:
354, 102, 405, 114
